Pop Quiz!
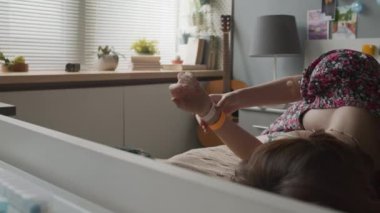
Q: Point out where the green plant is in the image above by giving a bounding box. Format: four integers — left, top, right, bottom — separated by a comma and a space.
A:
131, 38, 158, 55
0, 51, 25, 67
97, 45, 124, 59
193, 0, 210, 10
0, 52, 10, 66
199, 0, 210, 5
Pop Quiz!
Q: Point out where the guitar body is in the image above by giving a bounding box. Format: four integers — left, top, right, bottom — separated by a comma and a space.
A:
197, 126, 222, 147
197, 15, 248, 147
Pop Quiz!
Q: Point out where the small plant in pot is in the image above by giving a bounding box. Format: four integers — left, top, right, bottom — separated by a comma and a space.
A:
0, 51, 28, 72
130, 39, 161, 71
97, 45, 124, 71
131, 38, 158, 55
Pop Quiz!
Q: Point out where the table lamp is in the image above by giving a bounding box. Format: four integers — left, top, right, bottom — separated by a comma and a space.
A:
249, 15, 301, 80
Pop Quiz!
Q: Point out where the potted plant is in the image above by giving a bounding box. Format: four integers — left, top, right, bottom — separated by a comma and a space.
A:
0, 51, 28, 72
191, 0, 210, 28
130, 39, 161, 71
131, 38, 159, 55
97, 45, 124, 71
200, 0, 210, 6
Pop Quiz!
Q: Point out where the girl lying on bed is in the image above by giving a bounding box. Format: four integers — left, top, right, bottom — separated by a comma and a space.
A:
168, 49, 380, 213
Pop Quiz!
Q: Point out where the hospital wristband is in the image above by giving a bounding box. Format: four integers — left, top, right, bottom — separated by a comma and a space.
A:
208, 112, 226, 131
199, 103, 216, 123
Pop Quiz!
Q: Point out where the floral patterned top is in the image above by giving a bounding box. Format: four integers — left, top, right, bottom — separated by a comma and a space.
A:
262, 49, 380, 135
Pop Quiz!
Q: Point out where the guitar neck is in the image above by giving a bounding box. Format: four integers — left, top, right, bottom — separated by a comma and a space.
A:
222, 31, 231, 93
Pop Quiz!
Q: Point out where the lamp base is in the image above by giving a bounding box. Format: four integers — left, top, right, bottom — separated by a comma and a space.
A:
272, 56, 280, 80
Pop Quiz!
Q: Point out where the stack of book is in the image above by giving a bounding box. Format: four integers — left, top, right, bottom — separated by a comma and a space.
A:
183, 38, 206, 65
131, 56, 161, 71
177, 36, 218, 70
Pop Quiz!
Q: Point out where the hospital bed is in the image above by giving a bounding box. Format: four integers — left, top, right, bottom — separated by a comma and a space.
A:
0, 114, 336, 212
0, 38, 378, 212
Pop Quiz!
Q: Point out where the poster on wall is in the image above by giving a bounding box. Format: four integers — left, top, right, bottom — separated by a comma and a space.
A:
331, 6, 357, 39
321, 0, 337, 20
307, 9, 329, 40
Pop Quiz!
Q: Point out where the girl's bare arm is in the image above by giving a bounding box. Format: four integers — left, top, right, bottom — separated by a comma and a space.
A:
169, 72, 262, 160
234, 75, 302, 107
212, 75, 302, 114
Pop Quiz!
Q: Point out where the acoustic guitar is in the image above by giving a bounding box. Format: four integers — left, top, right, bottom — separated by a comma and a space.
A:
197, 15, 247, 147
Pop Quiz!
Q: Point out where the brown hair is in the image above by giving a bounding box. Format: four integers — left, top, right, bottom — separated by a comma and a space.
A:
235, 131, 377, 212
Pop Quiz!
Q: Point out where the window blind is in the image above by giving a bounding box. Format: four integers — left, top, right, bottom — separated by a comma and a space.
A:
0, 0, 81, 71
84, 0, 178, 71
0, 0, 178, 71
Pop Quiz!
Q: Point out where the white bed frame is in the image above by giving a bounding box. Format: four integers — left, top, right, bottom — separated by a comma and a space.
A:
0, 115, 337, 213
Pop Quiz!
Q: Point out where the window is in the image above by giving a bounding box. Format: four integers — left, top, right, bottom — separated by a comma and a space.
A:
0, 0, 178, 71
83, 0, 178, 71
0, 0, 81, 71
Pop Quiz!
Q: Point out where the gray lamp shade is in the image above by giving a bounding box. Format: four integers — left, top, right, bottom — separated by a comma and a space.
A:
250, 15, 301, 57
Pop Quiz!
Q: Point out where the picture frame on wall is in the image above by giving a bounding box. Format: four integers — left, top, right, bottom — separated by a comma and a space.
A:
331, 6, 357, 39
321, 0, 337, 20
307, 9, 329, 40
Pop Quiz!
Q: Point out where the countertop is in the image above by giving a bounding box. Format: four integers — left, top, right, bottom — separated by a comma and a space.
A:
0, 70, 223, 91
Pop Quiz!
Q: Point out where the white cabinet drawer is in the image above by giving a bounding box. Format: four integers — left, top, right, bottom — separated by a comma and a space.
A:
239, 107, 285, 136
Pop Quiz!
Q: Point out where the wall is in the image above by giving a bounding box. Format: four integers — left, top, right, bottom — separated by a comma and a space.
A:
233, 0, 380, 86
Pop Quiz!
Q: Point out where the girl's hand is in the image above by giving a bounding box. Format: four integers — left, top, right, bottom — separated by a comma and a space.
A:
195, 114, 208, 133
210, 91, 240, 114
196, 92, 240, 133
169, 72, 212, 116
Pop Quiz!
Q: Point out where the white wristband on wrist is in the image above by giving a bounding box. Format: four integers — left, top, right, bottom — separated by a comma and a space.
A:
199, 103, 216, 123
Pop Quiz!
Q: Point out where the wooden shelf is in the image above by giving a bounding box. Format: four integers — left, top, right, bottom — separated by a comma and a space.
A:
0, 70, 223, 91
